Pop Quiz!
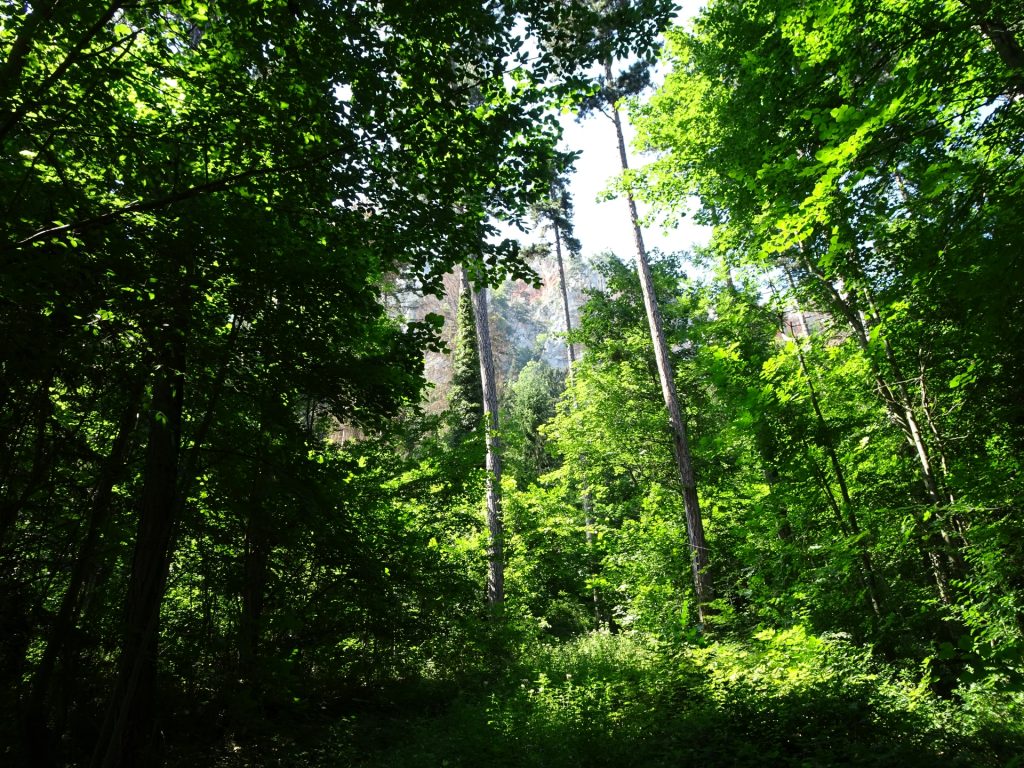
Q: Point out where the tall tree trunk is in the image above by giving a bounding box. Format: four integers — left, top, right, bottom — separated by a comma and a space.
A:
553, 220, 602, 624
239, 467, 270, 683
466, 270, 504, 607
777, 271, 883, 618
795, 254, 957, 604
553, 220, 577, 369
91, 339, 185, 768
0, 372, 56, 554
606, 63, 713, 620
25, 374, 146, 766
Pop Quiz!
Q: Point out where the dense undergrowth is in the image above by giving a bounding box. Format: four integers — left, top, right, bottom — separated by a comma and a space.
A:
169, 628, 1024, 768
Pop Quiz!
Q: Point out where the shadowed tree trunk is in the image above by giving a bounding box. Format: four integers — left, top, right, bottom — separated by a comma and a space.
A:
239, 460, 270, 683
91, 338, 184, 768
25, 374, 146, 766
466, 269, 504, 607
547, 192, 602, 622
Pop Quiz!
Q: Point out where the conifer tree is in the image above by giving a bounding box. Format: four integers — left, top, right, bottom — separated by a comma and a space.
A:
446, 272, 484, 446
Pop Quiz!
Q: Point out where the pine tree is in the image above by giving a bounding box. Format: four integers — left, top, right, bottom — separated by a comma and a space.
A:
446, 272, 484, 446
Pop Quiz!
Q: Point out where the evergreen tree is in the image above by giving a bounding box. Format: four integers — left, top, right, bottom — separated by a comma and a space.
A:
446, 273, 485, 447
504, 360, 564, 485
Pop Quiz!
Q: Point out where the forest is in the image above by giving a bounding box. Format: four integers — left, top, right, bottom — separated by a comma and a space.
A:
1, 0, 1022, 766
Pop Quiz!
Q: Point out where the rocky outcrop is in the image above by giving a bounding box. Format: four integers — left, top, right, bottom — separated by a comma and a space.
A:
396, 249, 602, 414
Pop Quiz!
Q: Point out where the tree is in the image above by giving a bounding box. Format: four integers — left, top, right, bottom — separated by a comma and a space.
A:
632, 0, 1024, 650
446, 272, 485, 448
0, 1, 604, 762
468, 270, 506, 608
582, 55, 714, 620
504, 360, 564, 485
534, 173, 584, 371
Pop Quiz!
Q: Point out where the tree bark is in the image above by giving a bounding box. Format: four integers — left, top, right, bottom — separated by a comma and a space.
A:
91, 340, 184, 768
606, 63, 713, 620
553, 220, 577, 369
0, 372, 56, 554
239, 468, 270, 682
553, 219, 602, 623
0, 2, 127, 145
976, 13, 1024, 89
466, 270, 504, 607
25, 375, 146, 766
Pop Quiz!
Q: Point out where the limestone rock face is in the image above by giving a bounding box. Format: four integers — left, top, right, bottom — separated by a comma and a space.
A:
398, 251, 602, 413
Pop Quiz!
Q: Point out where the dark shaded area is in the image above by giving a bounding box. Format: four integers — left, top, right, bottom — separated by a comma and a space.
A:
146, 636, 1024, 768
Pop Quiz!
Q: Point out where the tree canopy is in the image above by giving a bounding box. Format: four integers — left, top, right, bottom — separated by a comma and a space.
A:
1, 1, 1022, 766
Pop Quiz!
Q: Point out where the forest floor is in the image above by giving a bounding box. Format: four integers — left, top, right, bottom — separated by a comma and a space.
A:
167, 630, 1024, 768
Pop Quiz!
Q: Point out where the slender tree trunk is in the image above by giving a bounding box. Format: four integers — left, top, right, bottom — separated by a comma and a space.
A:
801, 254, 948, 505
0, 372, 55, 553
25, 375, 146, 766
91, 339, 185, 768
807, 455, 850, 533
553, 220, 577, 369
553, 220, 602, 624
795, 254, 957, 604
606, 64, 713, 619
860, 291, 965, 585
804, 362, 884, 618
239, 471, 270, 683
466, 271, 504, 607
917, 363, 954, 503
777, 271, 883, 618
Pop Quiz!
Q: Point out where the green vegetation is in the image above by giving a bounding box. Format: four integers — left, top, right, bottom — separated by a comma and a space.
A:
159, 630, 1024, 767
2, 1, 1022, 766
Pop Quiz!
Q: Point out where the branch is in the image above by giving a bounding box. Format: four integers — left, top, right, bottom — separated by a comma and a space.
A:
0, 0, 62, 98
0, 2, 127, 144
6, 152, 334, 253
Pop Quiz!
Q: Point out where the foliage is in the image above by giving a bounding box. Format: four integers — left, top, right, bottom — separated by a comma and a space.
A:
630, 0, 1024, 660
298, 630, 1024, 768
444, 282, 484, 452
0, 0, 640, 763
502, 361, 564, 484
2, 0, 1024, 765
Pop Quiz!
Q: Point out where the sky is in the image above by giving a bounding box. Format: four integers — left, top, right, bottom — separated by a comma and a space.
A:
559, 105, 709, 264
550, 1, 710, 267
